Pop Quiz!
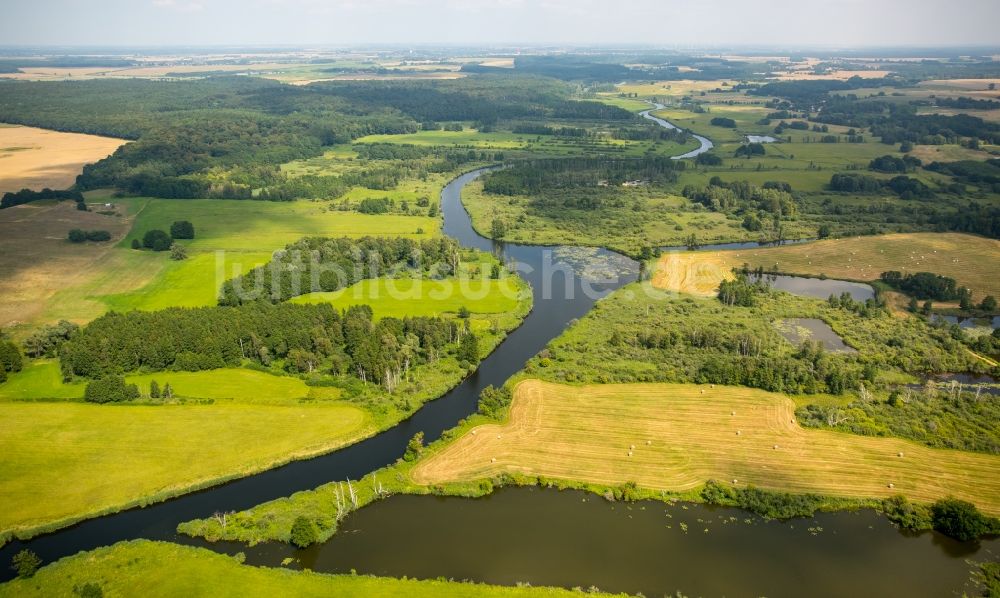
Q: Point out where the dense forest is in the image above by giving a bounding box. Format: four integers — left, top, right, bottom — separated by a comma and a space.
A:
59, 302, 466, 390
220, 236, 460, 305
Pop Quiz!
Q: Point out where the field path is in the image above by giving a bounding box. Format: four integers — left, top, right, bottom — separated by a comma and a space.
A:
412, 380, 1000, 514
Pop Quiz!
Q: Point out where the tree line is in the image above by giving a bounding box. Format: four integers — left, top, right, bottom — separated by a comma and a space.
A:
220, 236, 460, 305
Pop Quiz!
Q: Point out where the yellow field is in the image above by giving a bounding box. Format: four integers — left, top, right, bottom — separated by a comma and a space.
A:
412, 380, 1000, 514
0, 125, 126, 194
652, 233, 1000, 301
0, 401, 370, 539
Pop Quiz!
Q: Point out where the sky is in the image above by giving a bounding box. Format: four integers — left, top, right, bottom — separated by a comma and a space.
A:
1, 0, 999, 48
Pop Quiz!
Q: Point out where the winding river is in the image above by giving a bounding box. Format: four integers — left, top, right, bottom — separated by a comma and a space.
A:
1, 123, 995, 596
640, 101, 714, 159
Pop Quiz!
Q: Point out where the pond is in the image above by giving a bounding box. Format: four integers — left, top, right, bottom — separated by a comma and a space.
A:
931, 314, 1000, 331
756, 273, 876, 302
746, 135, 779, 143
776, 318, 856, 353
256, 486, 997, 598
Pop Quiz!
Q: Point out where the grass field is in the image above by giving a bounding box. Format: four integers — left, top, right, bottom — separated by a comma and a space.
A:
652, 233, 1000, 302
0, 125, 126, 194
412, 380, 1000, 515
290, 276, 525, 319
0, 361, 319, 403
0, 540, 624, 598
119, 197, 437, 252
0, 201, 140, 332
0, 399, 369, 539
1, 194, 439, 332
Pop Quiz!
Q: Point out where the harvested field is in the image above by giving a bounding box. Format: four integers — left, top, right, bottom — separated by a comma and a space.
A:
0, 125, 126, 193
0, 201, 144, 331
412, 380, 1000, 514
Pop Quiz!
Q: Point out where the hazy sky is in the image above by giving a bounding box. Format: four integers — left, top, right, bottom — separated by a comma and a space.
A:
2, 0, 999, 48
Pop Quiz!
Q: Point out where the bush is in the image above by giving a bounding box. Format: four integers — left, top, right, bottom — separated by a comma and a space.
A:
130, 238, 141, 249
170, 243, 188, 261
84, 376, 141, 404
11, 549, 41, 579
358, 197, 392, 214
710, 117, 737, 128
170, 220, 195, 239
931, 498, 993, 541
289, 515, 318, 548
142, 229, 172, 251
69, 229, 111, 243
68, 229, 87, 243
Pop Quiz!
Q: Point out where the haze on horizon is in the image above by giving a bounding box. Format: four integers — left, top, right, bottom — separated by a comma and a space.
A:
1, 0, 999, 49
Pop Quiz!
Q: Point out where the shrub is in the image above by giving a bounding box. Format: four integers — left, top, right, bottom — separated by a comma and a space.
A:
130, 238, 141, 249
11, 549, 41, 578
68, 229, 87, 243
710, 117, 737, 128
931, 498, 993, 541
289, 516, 318, 548
142, 229, 172, 251
170, 220, 195, 239
170, 243, 188, 261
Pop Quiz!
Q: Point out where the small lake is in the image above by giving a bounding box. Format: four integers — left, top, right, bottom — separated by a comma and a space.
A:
256, 486, 996, 598
932, 314, 1000, 331
756, 274, 876, 302
776, 318, 856, 353
746, 135, 779, 143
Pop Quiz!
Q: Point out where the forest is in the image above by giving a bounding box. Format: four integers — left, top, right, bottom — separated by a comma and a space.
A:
59, 302, 467, 391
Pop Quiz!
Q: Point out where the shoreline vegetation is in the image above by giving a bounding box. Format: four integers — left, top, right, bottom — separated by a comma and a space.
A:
0, 540, 631, 598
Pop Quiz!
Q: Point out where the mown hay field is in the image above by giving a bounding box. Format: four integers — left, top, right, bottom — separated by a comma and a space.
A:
412, 380, 1000, 514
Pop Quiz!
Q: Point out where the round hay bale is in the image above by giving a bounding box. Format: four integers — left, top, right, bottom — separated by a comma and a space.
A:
732, 479, 738, 484
888, 482, 894, 489
736, 430, 741, 436
897, 452, 903, 457
773, 444, 779, 450
731, 411, 736, 416
472, 430, 477, 435
491, 457, 496, 463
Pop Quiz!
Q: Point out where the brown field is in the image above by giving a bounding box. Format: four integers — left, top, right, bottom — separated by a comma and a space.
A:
412, 380, 1000, 514
0, 201, 156, 332
652, 233, 1000, 302
907, 143, 995, 162
0, 125, 126, 194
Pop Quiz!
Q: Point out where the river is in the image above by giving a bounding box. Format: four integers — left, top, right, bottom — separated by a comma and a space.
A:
0, 128, 993, 597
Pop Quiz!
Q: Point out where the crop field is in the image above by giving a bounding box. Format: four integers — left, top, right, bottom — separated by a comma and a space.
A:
0, 540, 618, 598
412, 380, 1000, 515
0, 400, 369, 539
654, 232, 1000, 302
290, 276, 526, 319
0, 125, 126, 194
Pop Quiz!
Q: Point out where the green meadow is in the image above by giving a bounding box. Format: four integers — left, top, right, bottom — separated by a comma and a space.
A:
0, 540, 624, 598
0, 401, 369, 540
0, 361, 314, 403
290, 276, 525, 319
